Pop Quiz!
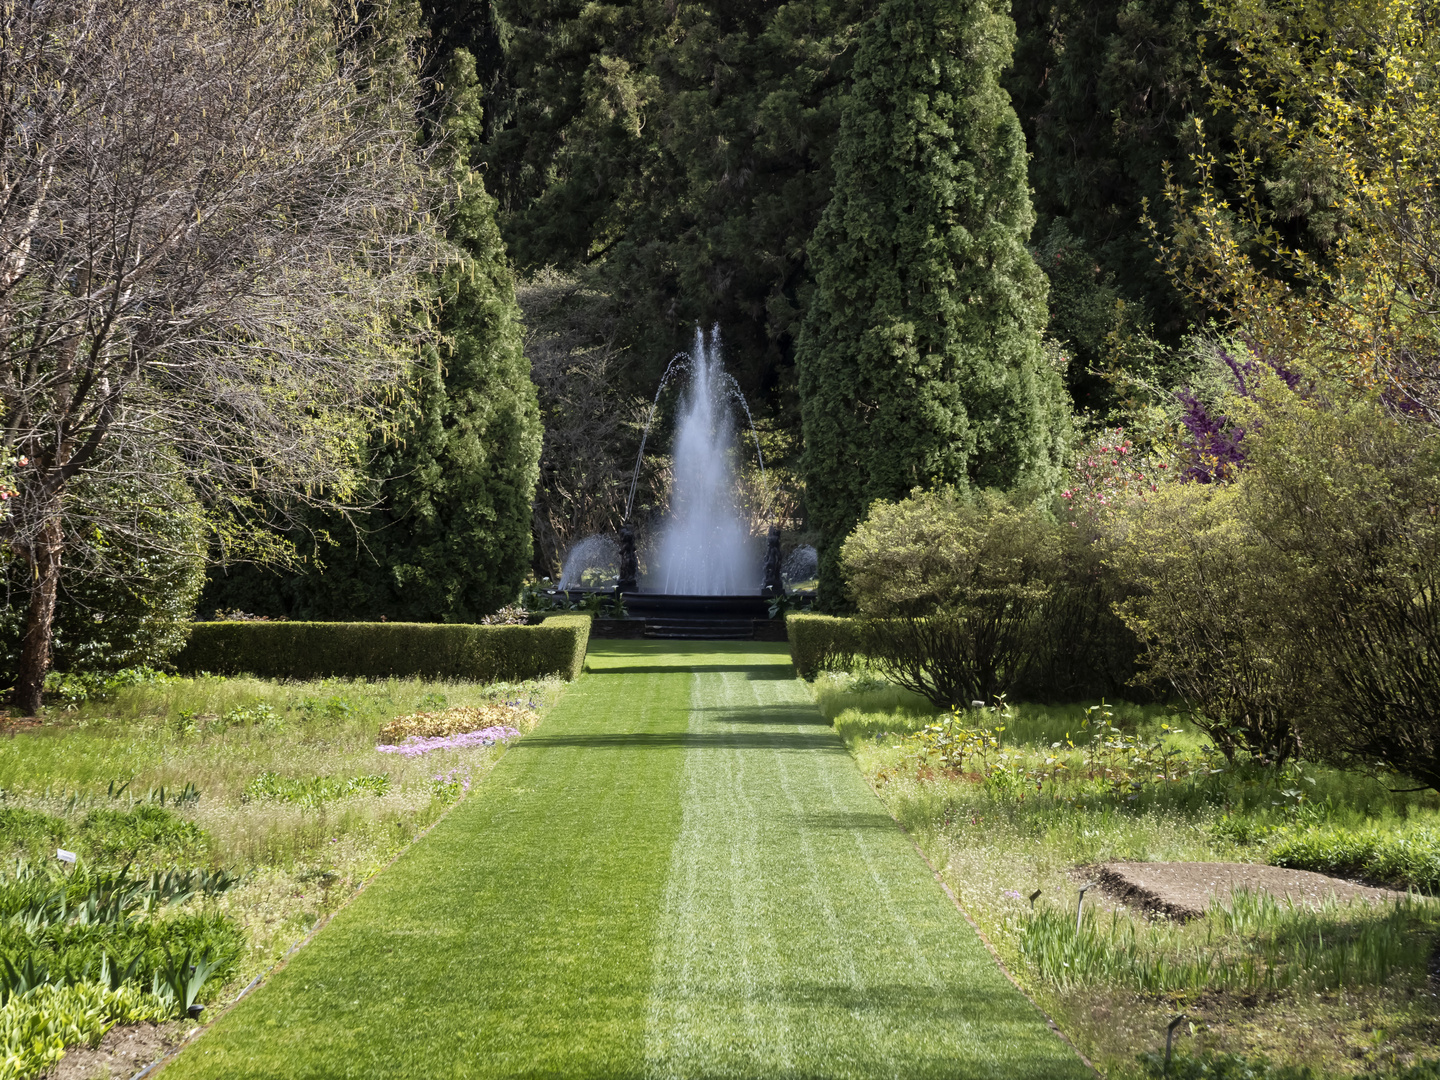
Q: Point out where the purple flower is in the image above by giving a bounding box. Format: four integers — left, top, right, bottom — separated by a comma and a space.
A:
1003, 889, 1024, 901
376, 725, 521, 757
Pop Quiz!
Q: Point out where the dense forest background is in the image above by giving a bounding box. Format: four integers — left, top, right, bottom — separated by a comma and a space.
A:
421, 0, 1332, 573
199, 0, 1341, 617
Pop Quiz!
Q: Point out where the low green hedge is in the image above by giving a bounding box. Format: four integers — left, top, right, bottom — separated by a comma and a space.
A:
174, 615, 591, 683
1267, 821, 1440, 894
787, 613, 865, 680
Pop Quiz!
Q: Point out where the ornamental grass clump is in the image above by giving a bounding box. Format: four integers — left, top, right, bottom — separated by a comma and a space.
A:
378, 704, 527, 744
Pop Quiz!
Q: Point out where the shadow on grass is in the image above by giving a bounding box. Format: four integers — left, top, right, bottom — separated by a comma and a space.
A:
518, 731, 847, 753
589, 663, 794, 678
688, 705, 831, 727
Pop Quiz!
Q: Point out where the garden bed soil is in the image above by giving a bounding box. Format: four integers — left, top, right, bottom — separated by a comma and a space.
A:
1091, 861, 1404, 920
48, 1020, 189, 1080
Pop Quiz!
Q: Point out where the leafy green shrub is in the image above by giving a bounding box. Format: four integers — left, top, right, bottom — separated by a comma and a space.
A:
0, 811, 65, 860
42, 666, 178, 706
174, 613, 591, 683
0, 982, 170, 1078
1267, 822, 1440, 893
244, 772, 391, 808
841, 489, 1059, 707
1019, 509, 1144, 702
1109, 481, 1301, 765
786, 614, 865, 680
78, 806, 207, 865
1241, 388, 1440, 790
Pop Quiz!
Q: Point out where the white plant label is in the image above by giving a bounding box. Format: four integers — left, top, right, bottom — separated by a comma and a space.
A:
56, 848, 77, 864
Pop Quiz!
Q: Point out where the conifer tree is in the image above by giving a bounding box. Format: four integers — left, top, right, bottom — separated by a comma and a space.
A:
204, 48, 542, 622
795, 0, 1067, 605
310, 49, 541, 621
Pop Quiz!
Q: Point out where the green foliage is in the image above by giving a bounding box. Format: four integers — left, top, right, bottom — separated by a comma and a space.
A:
1137, 1050, 1440, 1079
797, 0, 1067, 602
175, 615, 591, 683
77, 806, 208, 865
1108, 481, 1300, 765
1020, 504, 1144, 703
42, 666, 178, 707
243, 772, 391, 808
1240, 388, 1440, 790
479, 1, 867, 389
1007, 0, 1208, 347
0, 862, 243, 1015
0, 982, 171, 1079
0, 456, 205, 684
0, 812, 65, 861
786, 614, 865, 680
840, 489, 1059, 707
1267, 821, 1440, 894
1016, 890, 1428, 995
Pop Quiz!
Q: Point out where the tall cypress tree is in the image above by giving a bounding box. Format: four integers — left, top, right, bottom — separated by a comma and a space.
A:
312, 49, 541, 621
795, 0, 1067, 606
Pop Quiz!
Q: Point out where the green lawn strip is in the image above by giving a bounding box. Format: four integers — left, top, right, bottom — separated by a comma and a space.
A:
641, 651, 1089, 1080
163, 641, 1087, 1079
162, 642, 694, 1079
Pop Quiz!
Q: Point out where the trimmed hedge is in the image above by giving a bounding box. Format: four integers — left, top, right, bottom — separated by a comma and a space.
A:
787, 613, 865, 680
174, 615, 591, 683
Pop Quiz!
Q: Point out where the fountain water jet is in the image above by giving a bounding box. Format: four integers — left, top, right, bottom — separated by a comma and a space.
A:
650, 328, 756, 594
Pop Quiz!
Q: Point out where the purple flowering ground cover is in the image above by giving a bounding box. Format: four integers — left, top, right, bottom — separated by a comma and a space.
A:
160, 642, 1088, 1079
374, 725, 522, 756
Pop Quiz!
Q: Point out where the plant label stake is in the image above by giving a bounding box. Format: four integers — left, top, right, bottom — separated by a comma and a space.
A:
1028, 888, 1041, 910
1164, 1013, 1188, 1075
1076, 881, 1097, 932
55, 848, 76, 872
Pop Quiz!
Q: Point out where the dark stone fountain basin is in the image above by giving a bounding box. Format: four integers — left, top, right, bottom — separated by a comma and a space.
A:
548, 590, 785, 641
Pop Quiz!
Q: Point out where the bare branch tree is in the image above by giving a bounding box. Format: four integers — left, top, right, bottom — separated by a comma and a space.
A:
0, 0, 443, 710
517, 268, 653, 578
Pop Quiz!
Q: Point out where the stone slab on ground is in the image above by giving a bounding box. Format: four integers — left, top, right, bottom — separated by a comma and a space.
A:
1093, 861, 1404, 920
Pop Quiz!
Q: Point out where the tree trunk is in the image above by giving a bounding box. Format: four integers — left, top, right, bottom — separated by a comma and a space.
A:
14, 504, 63, 715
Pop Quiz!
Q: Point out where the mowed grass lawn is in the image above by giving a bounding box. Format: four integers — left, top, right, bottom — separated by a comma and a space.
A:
162, 642, 1088, 1079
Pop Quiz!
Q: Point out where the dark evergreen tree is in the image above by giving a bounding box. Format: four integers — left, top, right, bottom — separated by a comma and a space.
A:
796, 0, 1068, 605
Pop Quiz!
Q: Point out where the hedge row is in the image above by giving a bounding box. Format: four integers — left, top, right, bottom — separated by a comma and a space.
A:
174, 615, 591, 683
786, 613, 865, 680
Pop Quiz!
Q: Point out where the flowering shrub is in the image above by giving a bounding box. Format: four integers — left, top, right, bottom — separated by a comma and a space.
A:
1060, 427, 1167, 526
375, 726, 521, 758
1174, 346, 1301, 484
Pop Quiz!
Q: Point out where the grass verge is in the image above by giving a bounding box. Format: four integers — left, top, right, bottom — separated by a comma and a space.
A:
812, 672, 1440, 1077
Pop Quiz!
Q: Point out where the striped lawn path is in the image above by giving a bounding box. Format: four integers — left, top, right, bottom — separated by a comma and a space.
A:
162, 642, 1088, 1079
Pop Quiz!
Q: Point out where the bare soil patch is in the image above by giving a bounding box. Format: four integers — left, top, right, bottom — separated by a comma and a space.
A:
46, 1021, 189, 1080
1092, 861, 1405, 919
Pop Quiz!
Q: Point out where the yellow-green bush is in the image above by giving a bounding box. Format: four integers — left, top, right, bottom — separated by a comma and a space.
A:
787, 614, 865, 680
0, 983, 169, 1080
841, 489, 1059, 707
175, 614, 590, 683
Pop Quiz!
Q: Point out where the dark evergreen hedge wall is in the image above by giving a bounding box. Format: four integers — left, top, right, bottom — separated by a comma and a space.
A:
175, 615, 590, 683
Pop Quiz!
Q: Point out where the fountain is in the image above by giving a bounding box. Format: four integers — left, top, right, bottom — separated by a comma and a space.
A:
553, 326, 795, 639
557, 534, 619, 591
651, 328, 755, 594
